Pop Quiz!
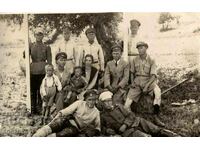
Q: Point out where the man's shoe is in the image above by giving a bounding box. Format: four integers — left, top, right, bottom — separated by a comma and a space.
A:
160, 129, 180, 137
154, 115, 165, 127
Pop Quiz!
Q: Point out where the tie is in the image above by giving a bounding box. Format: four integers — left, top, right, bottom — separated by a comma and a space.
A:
115, 61, 118, 67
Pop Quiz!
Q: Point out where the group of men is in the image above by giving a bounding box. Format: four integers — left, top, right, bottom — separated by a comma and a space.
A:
30, 19, 172, 137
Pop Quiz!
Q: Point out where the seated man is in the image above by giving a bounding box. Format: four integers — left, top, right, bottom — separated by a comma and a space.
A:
99, 91, 179, 137
124, 41, 165, 127
33, 89, 101, 137
104, 43, 129, 105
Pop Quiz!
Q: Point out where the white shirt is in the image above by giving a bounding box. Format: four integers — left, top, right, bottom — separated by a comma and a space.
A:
80, 40, 104, 71
60, 100, 101, 131
40, 74, 62, 97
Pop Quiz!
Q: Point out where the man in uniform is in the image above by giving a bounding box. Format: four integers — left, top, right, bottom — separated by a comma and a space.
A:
128, 19, 141, 62
79, 27, 105, 72
104, 44, 129, 105
56, 27, 79, 74
124, 41, 165, 127
30, 27, 52, 115
33, 89, 101, 137
99, 91, 178, 137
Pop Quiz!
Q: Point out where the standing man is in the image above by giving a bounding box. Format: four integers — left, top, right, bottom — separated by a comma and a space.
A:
124, 41, 165, 127
33, 89, 101, 137
128, 19, 141, 62
104, 44, 129, 105
30, 27, 52, 115
57, 27, 78, 74
79, 27, 105, 72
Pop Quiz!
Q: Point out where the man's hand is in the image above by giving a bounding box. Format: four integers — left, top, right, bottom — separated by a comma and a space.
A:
119, 124, 127, 133
143, 86, 149, 95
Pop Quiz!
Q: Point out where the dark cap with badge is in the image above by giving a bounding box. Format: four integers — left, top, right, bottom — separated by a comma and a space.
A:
55, 52, 67, 61
136, 41, 148, 49
84, 89, 98, 100
85, 27, 96, 35
130, 19, 141, 27
111, 43, 123, 52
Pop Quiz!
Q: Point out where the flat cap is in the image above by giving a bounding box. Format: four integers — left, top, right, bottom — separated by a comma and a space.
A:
99, 91, 113, 102
136, 41, 148, 48
111, 43, 123, 52
55, 52, 67, 61
130, 19, 141, 27
85, 27, 96, 35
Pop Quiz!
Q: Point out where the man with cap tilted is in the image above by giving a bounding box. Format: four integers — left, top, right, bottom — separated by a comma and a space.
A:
33, 89, 101, 137
79, 27, 105, 72
104, 43, 129, 105
30, 27, 52, 115
124, 41, 165, 127
56, 27, 79, 74
99, 91, 179, 137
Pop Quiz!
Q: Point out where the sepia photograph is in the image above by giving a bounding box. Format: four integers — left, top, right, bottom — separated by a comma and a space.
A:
1, 12, 200, 137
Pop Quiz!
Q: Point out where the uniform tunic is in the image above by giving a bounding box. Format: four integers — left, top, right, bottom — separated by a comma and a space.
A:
80, 41, 105, 71
104, 59, 129, 104
56, 39, 79, 74
125, 55, 161, 108
60, 100, 101, 131
101, 104, 160, 137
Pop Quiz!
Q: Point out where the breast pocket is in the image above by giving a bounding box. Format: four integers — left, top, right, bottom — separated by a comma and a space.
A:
134, 64, 140, 73
144, 64, 151, 74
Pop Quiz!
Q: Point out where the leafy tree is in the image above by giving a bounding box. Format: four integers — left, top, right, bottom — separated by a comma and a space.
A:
158, 12, 175, 32
28, 13, 123, 62
0, 14, 24, 28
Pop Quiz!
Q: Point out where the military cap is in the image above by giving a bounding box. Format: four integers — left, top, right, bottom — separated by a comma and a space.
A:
34, 27, 44, 35
130, 19, 141, 27
55, 52, 67, 61
111, 43, 123, 52
99, 91, 113, 102
136, 41, 148, 49
85, 27, 96, 35
84, 89, 98, 100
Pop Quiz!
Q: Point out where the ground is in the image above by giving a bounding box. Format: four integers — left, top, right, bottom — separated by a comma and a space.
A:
1, 13, 200, 136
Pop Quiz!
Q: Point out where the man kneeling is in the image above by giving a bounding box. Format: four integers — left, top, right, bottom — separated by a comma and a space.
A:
33, 89, 101, 137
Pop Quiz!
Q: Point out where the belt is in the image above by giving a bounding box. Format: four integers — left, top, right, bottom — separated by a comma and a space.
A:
136, 75, 150, 77
93, 61, 99, 64
66, 58, 74, 61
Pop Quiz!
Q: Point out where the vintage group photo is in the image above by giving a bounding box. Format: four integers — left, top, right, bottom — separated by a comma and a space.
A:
0, 12, 200, 137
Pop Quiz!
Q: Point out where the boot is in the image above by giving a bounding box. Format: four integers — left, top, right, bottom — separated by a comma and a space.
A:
160, 129, 180, 137
32, 125, 52, 137
153, 105, 165, 127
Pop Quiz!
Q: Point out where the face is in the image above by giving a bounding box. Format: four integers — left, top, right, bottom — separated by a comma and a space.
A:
85, 56, 93, 66
63, 31, 71, 41
112, 50, 122, 61
56, 57, 67, 68
86, 32, 95, 42
86, 97, 96, 108
74, 68, 82, 77
34, 33, 44, 42
103, 99, 113, 110
137, 45, 147, 56
130, 24, 140, 35
46, 67, 54, 77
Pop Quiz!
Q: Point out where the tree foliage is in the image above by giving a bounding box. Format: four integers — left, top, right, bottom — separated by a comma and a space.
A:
29, 13, 123, 62
0, 14, 24, 26
158, 12, 175, 32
